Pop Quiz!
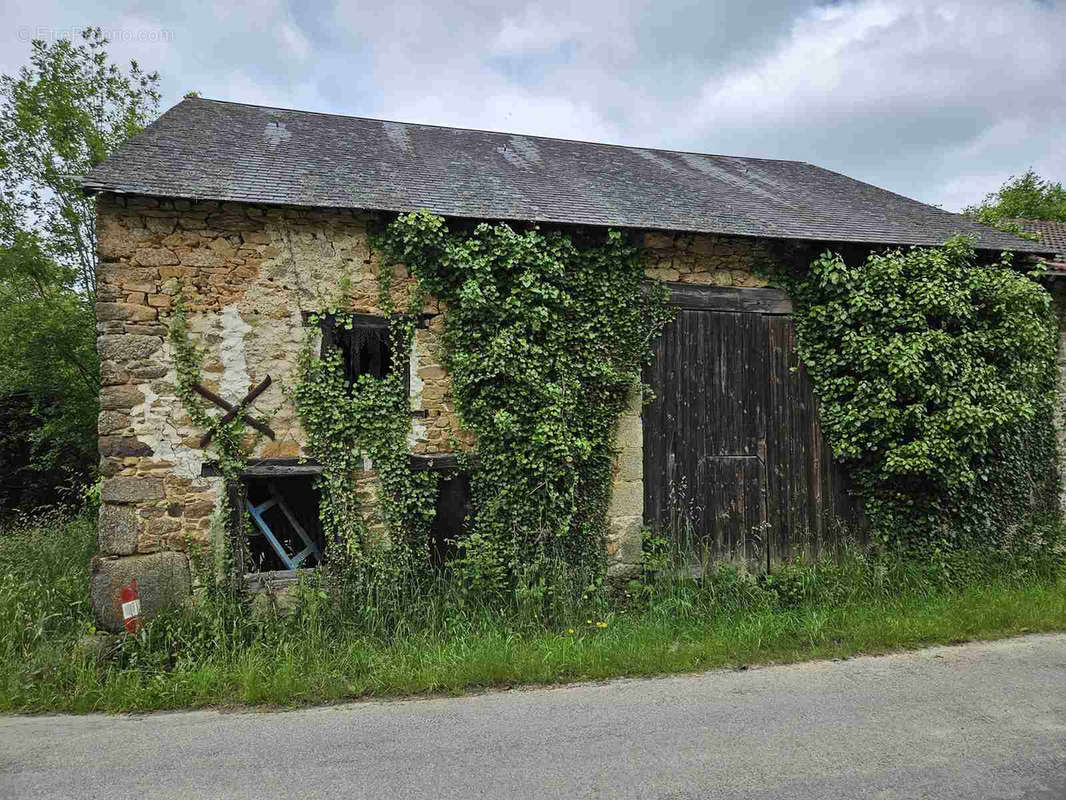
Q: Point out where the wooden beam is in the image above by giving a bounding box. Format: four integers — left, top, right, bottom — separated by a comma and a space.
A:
193, 380, 276, 444
243, 569, 305, 593
201, 459, 324, 478
409, 453, 476, 472
212, 376, 272, 429
665, 283, 792, 315
300, 310, 433, 329
201, 453, 478, 477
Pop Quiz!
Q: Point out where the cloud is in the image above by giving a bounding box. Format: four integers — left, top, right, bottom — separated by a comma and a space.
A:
676, 0, 1066, 207
491, 6, 587, 56
0, 0, 1062, 210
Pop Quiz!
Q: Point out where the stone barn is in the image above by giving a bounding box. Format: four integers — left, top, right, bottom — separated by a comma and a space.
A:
81, 97, 1052, 630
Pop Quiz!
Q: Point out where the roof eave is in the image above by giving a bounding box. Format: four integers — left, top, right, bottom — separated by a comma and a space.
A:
81, 186, 1052, 255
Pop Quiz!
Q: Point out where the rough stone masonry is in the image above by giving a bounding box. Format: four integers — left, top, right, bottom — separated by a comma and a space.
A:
90, 192, 773, 630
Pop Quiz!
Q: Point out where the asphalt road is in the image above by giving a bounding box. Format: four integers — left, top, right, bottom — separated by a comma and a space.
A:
1, 634, 1065, 799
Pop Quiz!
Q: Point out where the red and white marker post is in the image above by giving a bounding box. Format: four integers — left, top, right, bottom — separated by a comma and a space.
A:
119, 579, 142, 634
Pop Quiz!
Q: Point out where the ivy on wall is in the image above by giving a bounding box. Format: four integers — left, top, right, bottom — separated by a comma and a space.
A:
375, 212, 672, 589
785, 236, 1059, 551
170, 213, 669, 599
291, 265, 438, 584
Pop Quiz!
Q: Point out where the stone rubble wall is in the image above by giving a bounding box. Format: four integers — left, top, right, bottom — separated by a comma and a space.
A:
92, 193, 773, 622
641, 231, 773, 288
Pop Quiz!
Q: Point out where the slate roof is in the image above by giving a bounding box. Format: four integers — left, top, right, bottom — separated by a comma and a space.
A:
82, 97, 1049, 254
1009, 219, 1066, 270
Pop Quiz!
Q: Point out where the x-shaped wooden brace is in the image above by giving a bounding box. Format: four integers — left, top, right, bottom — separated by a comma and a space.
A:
193, 375, 276, 448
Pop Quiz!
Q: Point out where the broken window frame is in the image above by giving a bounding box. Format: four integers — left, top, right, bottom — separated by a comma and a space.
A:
318, 313, 410, 392
213, 460, 327, 591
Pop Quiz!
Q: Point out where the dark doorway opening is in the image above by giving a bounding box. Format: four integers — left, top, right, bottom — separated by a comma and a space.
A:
430, 470, 471, 567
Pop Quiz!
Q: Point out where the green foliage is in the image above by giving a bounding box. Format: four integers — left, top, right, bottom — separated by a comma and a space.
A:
375, 212, 672, 591
292, 267, 438, 592
0, 509, 96, 662
787, 236, 1059, 551
2, 508, 1065, 712
964, 169, 1066, 229
0, 26, 160, 297
0, 232, 97, 507
0, 28, 160, 509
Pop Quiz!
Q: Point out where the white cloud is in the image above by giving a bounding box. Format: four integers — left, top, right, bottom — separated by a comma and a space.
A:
492, 6, 583, 54
277, 22, 310, 61
388, 88, 621, 142
694, 2, 902, 121
673, 0, 1066, 207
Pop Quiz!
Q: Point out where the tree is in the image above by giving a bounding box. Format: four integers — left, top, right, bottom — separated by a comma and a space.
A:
0, 29, 160, 509
0, 231, 98, 507
0, 26, 160, 299
964, 170, 1066, 227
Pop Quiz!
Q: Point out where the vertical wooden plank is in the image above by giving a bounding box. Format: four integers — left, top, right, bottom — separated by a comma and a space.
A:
803, 357, 825, 559
743, 313, 770, 568
692, 310, 709, 554
642, 292, 863, 572
782, 320, 806, 559
766, 316, 793, 564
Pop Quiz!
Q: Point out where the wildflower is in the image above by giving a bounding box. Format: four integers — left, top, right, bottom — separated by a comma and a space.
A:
586, 619, 592, 624
567, 628, 575, 634
596, 621, 608, 628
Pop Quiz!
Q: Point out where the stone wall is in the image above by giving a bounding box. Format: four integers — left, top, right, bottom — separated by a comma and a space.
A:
91, 193, 772, 623
641, 231, 773, 287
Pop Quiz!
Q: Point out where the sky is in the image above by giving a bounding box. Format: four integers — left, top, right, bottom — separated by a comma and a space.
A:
1, 0, 1063, 211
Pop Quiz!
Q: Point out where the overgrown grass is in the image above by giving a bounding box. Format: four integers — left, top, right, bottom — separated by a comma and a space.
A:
2, 508, 1066, 713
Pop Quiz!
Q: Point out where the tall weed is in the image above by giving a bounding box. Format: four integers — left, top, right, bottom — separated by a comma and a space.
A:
1, 509, 1064, 712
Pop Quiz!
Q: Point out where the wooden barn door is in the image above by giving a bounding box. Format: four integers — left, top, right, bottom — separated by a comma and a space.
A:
643, 286, 863, 569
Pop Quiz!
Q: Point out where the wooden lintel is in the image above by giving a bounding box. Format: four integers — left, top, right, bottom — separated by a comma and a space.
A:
201, 459, 323, 478
409, 453, 474, 472
201, 453, 476, 478
300, 310, 432, 329
665, 284, 792, 315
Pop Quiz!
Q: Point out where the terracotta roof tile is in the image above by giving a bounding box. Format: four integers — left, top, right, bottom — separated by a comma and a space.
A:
1009, 219, 1066, 260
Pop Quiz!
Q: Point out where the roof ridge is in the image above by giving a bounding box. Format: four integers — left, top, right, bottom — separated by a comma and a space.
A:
185, 95, 810, 168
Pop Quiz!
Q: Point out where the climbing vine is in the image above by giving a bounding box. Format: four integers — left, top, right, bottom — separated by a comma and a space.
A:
292, 262, 438, 584
375, 211, 672, 590
784, 236, 1059, 552
168, 291, 254, 590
